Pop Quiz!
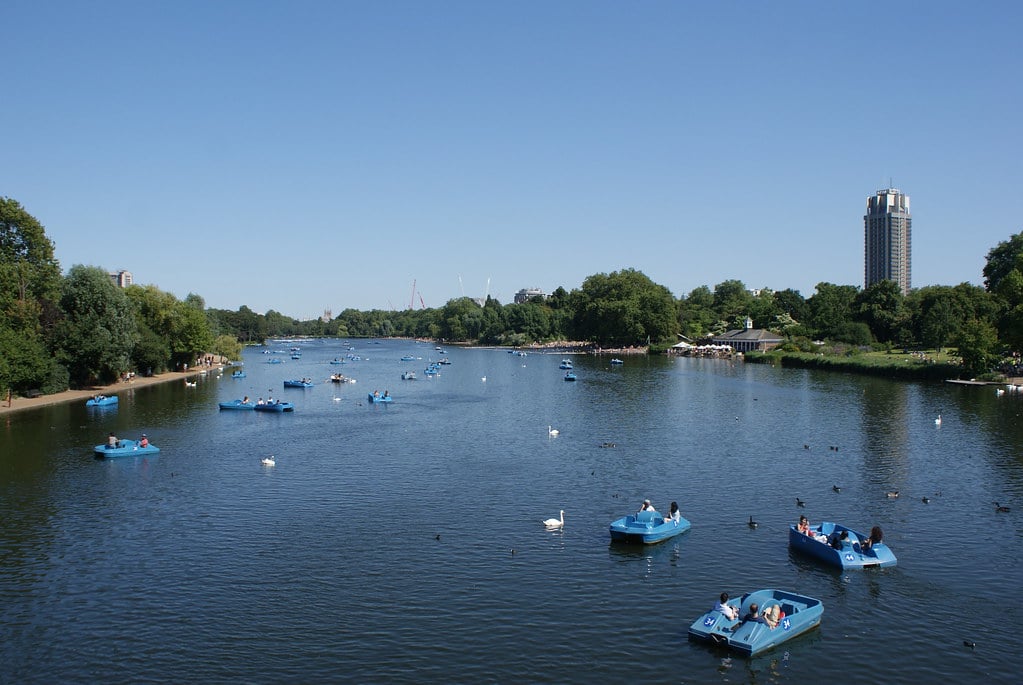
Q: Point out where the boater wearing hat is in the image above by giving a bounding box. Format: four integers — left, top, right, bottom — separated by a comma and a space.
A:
139, 434, 149, 448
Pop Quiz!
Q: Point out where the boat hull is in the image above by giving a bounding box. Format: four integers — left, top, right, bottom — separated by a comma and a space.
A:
609, 511, 691, 544
254, 402, 294, 412
94, 439, 160, 458
219, 400, 255, 410
283, 380, 314, 388
688, 589, 823, 656
789, 523, 897, 569
368, 394, 393, 403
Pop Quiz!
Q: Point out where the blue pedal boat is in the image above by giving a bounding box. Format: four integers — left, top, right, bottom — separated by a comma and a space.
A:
85, 394, 118, 407
789, 522, 897, 569
231, 371, 246, 379
283, 379, 315, 388
368, 393, 393, 403
254, 401, 294, 412
219, 399, 255, 410
609, 509, 691, 544
564, 371, 577, 381
94, 438, 160, 458
688, 589, 823, 656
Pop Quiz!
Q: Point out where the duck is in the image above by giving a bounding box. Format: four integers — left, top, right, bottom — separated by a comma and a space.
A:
261, 456, 275, 466
542, 510, 565, 528
795, 497, 806, 508
748, 515, 758, 529
832, 485, 842, 493
886, 490, 900, 498
922, 496, 931, 504
548, 425, 559, 436
934, 414, 942, 426
994, 502, 1011, 513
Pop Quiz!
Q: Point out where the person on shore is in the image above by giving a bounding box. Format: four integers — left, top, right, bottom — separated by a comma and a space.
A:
714, 592, 738, 621
666, 501, 681, 525
106, 432, 119, 449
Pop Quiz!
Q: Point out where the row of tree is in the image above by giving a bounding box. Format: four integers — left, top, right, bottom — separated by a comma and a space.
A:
3, 195, 1022, 396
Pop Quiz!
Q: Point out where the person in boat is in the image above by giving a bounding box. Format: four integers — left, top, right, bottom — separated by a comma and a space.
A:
829, 530, 848, 549
861, 526, 884, 549
666, 501, 681, 525
714, 592, 739, 621
797, 515, 811, 536
242, 396, 250, 404
106, 432, 119, 449
742, 603, 767, 625
762, 604, 783, 629
383, 390, 389, 398
139, 434, 149, 448
373, 390, 380, 398
257, 397, 265, 405
638, 499, 655, 513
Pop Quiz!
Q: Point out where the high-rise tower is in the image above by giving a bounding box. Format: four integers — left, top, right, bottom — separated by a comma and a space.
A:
864, 188, 911, 295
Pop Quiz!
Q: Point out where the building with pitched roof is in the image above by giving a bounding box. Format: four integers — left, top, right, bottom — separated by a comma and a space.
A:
711, 316, 784, 353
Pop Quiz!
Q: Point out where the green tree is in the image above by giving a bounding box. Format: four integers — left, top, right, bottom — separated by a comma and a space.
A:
54, 265, 139, 386
954, 318, 1000, 377
807, 283, 859, 339
569, 269, 678, 346
0, 198, 64, 395
983, 233, 1023, 353
712, 279, 754, 322
853, 280, 905, 343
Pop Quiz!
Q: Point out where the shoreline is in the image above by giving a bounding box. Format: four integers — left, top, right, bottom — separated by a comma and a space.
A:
0, 365, 227, 417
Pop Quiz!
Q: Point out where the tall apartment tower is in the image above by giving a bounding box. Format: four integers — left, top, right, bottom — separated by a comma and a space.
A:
864, 188, 911, 295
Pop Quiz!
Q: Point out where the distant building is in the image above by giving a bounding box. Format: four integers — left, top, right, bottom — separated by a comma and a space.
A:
711, 316, 784, 353
109, 270, 133, 288
514, 288, 547, 304
864, 188, 911, 296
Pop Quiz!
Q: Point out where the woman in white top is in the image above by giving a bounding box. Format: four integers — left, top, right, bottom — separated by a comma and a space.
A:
666, 501, 681, 525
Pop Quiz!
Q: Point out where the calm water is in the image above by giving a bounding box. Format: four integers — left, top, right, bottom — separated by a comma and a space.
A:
2, 340, 1022, 683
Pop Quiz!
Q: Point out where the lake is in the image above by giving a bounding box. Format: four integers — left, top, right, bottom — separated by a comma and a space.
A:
2, 339, 1021, 683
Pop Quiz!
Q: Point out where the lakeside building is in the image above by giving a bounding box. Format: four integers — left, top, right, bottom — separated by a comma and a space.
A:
109, 270, 133, 288
864, 188, 911, 296
710, 316, 784, 353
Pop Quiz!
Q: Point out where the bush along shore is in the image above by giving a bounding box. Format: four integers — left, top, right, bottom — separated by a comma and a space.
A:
743, 350, 961, 380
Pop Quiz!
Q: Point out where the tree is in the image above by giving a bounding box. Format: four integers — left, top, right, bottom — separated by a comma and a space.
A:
807, 283, 859, 339
712, 280, 754, 322
982, 232, 1023, 292
853, 280, 905, 344
569, 269, 679, 346
0, 198, 64, 395
54, 265, 139, 385
954, 318, 1000, 377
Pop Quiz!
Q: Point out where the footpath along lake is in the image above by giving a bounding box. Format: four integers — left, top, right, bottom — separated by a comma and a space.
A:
2, 339, 1022, 683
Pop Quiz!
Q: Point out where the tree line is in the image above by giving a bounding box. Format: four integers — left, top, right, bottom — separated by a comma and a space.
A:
3, 196, 1022, 396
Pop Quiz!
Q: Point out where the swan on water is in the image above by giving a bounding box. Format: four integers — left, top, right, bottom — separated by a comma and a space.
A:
542, 510, 565, 528
261, 456, 275, 466
548, 426, 559, 436
934, 414, 942, 425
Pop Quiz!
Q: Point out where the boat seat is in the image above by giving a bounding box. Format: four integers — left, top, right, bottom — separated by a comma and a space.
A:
635, 510, 658, 524
780, 603, 796, 615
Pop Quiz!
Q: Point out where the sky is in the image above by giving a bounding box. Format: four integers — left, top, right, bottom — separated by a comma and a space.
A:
3, 1, 1021, 319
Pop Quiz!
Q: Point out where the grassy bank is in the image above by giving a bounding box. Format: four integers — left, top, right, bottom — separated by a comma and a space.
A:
743, 349, 962, 380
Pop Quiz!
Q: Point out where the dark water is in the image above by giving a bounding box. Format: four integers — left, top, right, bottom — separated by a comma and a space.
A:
2, 340, 1022, 683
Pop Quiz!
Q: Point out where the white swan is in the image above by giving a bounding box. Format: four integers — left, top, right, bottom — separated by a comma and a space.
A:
184, 380, 196, 387
542, 510, 565, 527
934, 414, 942, 426
548, 425, 559, 436
261, 456, 275, 466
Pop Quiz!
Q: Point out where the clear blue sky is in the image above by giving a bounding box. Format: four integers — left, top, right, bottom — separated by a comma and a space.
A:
4, 1, 1020, 318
